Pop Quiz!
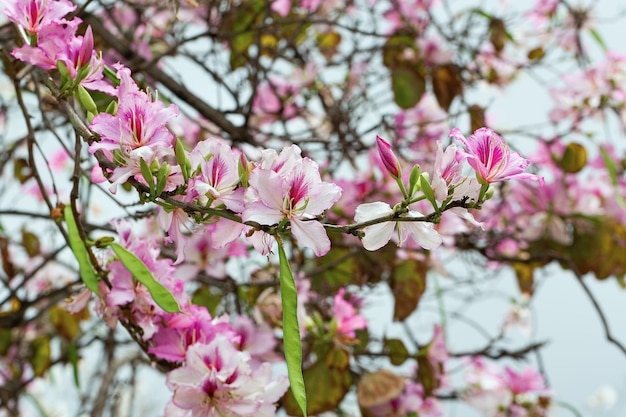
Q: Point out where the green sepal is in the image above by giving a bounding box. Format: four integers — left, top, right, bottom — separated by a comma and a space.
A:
419, 173, 438, 211
139, 158, 155, 197
76, 85, 98, 115
56, 60, 73, 93
175, 138, 191, 181
408, 165, 421, 197
103, 65, 121, 86
105, 100, 118, 115
74, 64, 91, 86
155, 164, 170, 197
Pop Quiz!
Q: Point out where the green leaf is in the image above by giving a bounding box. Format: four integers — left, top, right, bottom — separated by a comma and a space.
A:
555, 400, 584, 417
385, 338, 410, 366
277, 241, 307, 417
68, 342, 80, 387
0, 328, 11, 356
470, 8, 494, 19
49, 306, 81, 340
600, 145, 618, 185
282, 350, 352, 416
391, 66, 425, 109
30, 336, 51, 377
192, 287, 222, 316
21, 228, 40, 257
110, 243, 181, 313
390, 259, 427, 321
588, 28, 608, 52
64, 205, 99, 293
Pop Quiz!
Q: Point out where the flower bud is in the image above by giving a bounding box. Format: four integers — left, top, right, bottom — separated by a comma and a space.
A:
376, 135, 401, 179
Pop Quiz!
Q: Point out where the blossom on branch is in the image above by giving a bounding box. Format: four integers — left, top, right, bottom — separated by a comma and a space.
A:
89, 64, 180, 192
354, 202, 442, 251
332, 288, 367, 339
450, 127, 543, 185
3, 0, 76, 35
166, 335, 288, 417
376, 135, 402, 179
243, 146, 342, 256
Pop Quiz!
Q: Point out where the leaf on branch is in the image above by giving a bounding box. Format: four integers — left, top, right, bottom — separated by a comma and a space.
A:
0, 237, 16, 279
562, 219, 626, 280
30, 336, 51, 377
316, 30, 342, 59
390, 259, 427, 321
49, 306, 82, 341
191, 287, 222, 316
277, 241, 308, 417
416, 355, 437, 397
512, 262, 535, 296
391, 66, 425, 109
468, 104, 486, 132
64, 205, 99, 294
432, 64, 463, 111
283, 349, 352, 416
489, 18, 508, 54
14, 158, 32, 184
357, 369, 405, 410
109, 243, 181, 313
21, 228, 40, 257
385, 338, 410, 366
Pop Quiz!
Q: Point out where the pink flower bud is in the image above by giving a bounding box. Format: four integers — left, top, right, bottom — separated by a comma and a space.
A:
376, 135, 401, 178
77, 26, 94, 69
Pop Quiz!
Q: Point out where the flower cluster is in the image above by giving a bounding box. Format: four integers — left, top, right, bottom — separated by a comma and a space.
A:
2, 2, 557, 417
463, 357, 551, 417
6, 0, 112, 93
166, 336, 289, 417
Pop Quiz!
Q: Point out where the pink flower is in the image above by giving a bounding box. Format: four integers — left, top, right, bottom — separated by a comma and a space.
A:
376, 135, 401, 179
271, 0, 291, 16
244, 147, 342, 256
149, 306, 236, 363
12, 22, 72, 70
231, 316, 279, 367
89, 64, 179, 192
166, 336, 289, 417
450, 127, 544, 185
354, 202, 443, 251
503, 366, 547, 396
430, 141, 479, 201
189, 138, 245, 212
333, 288, 367, 338
90, 64, 178, 156
3, 0, 76, 34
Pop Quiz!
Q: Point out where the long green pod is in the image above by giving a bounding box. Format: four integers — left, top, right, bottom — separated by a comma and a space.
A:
64, 205, 99, 293
278, 241, 308, 417
109, 243, 181, 313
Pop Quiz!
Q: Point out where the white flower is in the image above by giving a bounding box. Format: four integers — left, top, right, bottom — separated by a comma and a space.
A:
354, 202, 442, 251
